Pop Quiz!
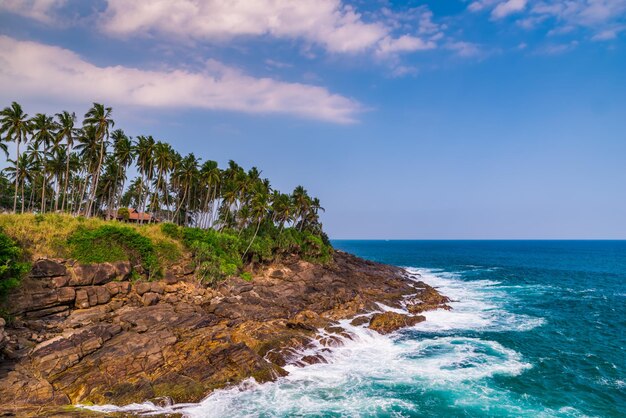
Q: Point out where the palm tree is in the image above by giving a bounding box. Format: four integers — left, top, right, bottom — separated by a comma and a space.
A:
75, 124, 99, 215
30, 113, 57, 214
0, 102, 31, 212
107, 129, 135, 218
151, 141, 174, 220
271, 192, 293, 232
47, 147, 67, 212
134, 135, 156, 221
199, 160, 221, 228
3, 153, 32, 213
292, 185, 311, 231
83, 103, 114, 217
242, 180, 271, 258
56, 111, 77, 212
172, 153, 199, 226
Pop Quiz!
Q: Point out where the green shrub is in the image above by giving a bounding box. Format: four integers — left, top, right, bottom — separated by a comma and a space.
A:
117, 207, 130, 221
68, 225, 160, 278
0, 231, 29, 297
160, 222, 181, 239
240, 272, 253, 282
154, 240, 182, 265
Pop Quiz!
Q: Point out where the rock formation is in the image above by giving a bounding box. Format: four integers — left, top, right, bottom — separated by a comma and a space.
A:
0, 251, 450, 416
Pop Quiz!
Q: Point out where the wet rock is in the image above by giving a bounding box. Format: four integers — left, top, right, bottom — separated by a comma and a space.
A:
368, 312, 425, 334
301, 354, 328, 365
350, 316, 370, 327
406, 284, 452, 314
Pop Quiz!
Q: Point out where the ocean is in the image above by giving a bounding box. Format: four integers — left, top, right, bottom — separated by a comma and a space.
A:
87, 240, 626, 417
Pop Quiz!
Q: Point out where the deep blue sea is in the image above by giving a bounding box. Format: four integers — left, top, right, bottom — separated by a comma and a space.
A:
88, 241, 626, 417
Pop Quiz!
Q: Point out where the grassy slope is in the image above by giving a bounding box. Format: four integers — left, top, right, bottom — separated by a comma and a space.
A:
0, 213, 332, 288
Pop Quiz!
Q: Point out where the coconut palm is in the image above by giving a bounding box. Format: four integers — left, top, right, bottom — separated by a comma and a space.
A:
3, 154, 33, 213
30, 113, 57, 214
56, 111, 77, 212
199, 160, 221, 228
0, 102, 31, 212
172, 153, 199, 226
107, 129, 135, 218
242, 180, 271, 258
75, 125, 99, 215
151, 141, 174, 219
83, 103, 114, 217
134, 135, 156, 222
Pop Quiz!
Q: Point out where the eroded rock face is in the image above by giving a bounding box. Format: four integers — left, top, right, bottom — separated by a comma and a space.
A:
0, 252, 449, 416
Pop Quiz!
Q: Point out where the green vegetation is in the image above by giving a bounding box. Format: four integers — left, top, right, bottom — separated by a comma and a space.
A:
0, 100, 333, 287
0, 230, 29, 298
68, 225, 160, 278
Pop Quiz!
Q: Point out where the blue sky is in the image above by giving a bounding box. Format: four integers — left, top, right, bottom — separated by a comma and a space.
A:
1, 0, 625, 238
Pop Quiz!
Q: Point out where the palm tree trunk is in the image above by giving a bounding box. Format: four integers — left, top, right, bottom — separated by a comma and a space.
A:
172, 184, 188, 225
54, 175, 60, 212
61, 143, 71, 212
20, 179, 25, 214
87, 135, 106, 217
41, 173, 47, 214
12, 138, 20, 213
242, 218, 262, 260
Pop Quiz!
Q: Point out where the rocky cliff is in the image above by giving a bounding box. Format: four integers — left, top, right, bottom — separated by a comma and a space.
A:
0, 251, 449, 416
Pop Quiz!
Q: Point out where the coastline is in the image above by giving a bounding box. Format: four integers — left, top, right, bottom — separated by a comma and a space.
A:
0, 250, 450, 416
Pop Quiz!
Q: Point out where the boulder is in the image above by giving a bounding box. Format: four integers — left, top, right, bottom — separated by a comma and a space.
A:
368, 312, 425, 334
31, 259, 67, 278
142, 292, 160, 306
150, 282, 165, 294
135, 282, 152, 296
70, 262, 131, 286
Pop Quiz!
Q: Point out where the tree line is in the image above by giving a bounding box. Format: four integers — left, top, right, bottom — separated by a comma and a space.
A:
0, 101, 326, 239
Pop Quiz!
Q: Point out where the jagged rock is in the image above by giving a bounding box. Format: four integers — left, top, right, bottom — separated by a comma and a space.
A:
368, 312, 425, 334
31, 259, 67, 278
406, 284, 452, 314
142, 292, 160, 306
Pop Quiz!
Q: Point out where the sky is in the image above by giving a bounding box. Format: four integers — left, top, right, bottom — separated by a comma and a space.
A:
0, 0, 625, 239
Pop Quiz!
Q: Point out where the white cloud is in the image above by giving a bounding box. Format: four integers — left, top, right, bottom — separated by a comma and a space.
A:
376, 35, 435, 55
0, 0, 66, 23
0, 36, 361, 123
492, 0, 528, 19
591, 26, 625, 40
446, 41, 483, 57
100, 0, 434, 55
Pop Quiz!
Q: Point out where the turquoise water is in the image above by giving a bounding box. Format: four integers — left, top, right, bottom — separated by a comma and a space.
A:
331, 240, 626, 417
87, 241, 626, 417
